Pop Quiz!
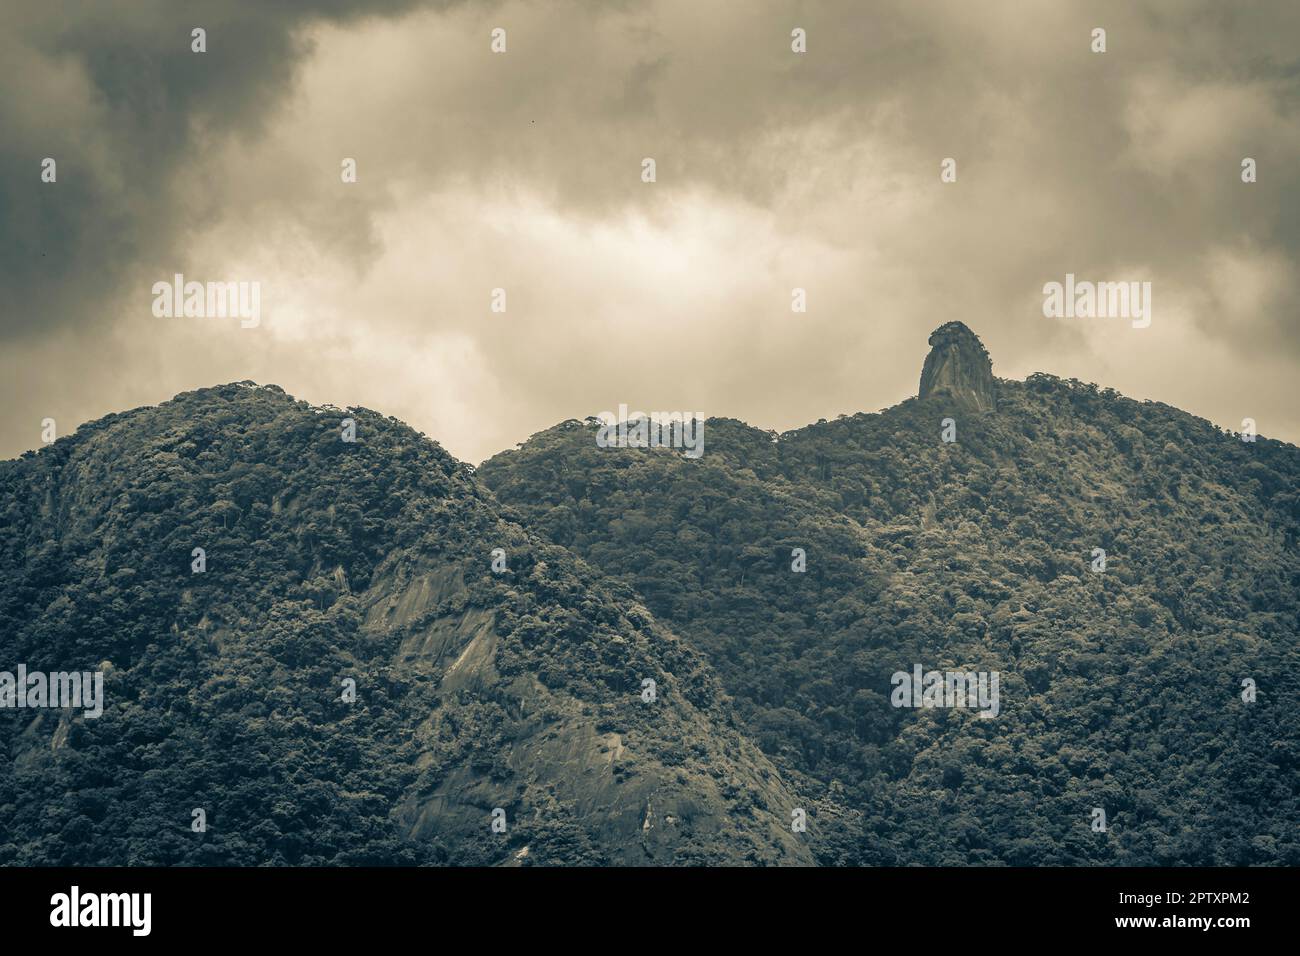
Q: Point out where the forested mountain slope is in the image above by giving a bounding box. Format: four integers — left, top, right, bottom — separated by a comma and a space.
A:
0, 383, 811, 866
479, 325, 1300, 865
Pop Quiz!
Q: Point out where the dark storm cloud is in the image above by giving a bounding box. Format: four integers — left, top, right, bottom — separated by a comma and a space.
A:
0, 0, 451, 342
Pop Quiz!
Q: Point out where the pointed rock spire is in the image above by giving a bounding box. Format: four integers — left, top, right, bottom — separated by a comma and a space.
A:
918, 321, 996, 412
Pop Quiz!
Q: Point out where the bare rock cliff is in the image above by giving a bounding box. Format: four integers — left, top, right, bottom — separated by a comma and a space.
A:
918, 321, 996, 412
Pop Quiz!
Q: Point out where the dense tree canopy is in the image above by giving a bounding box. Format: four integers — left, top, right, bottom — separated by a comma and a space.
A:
0, 384, 808, 866
480, 375, 1300, 865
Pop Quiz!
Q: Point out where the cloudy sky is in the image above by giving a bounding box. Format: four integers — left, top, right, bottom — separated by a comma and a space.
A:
3, 0, 1298, 464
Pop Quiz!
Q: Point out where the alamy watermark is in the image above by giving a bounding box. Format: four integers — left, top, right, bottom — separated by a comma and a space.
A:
152, 274, 260, 328
1043, 273, 1151, 329
50, 886, 150, 936
0, 664, 104, 718
890, 664, 1000, 718
595, 405, 704, 459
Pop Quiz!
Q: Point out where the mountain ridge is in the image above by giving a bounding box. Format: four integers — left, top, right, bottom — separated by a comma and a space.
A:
0, 382, 812, 865
477, 327, 1300, 865
4, 328, 1298, 866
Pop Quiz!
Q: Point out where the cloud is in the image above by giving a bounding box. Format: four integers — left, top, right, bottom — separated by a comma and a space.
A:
0, 0, 446, 343
3, 0, 1299, 463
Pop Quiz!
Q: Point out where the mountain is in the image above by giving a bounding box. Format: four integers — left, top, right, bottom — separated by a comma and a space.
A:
5, 324, 1297, 868
0, 383, 811, 866
479, 324, 1300, 865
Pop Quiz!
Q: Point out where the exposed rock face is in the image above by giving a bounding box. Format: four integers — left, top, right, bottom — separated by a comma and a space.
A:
362, 549, 814, 866
918, 321, 996, 412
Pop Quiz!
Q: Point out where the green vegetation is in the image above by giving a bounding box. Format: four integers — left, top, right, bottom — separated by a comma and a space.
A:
480, 375, 1300, 865
4, 368, 1295, 867
0, 384, 808, 866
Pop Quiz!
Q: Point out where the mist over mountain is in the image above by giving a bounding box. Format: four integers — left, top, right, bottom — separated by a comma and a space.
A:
480, 323, 1300, 865
0, 383, 809, 866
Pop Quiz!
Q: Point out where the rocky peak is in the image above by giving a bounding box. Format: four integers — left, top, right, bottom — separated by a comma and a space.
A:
918, 321, 996, 412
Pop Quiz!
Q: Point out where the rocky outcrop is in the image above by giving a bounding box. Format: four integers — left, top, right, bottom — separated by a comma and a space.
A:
363, 550, 815, 866
918, 321, 996, 412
